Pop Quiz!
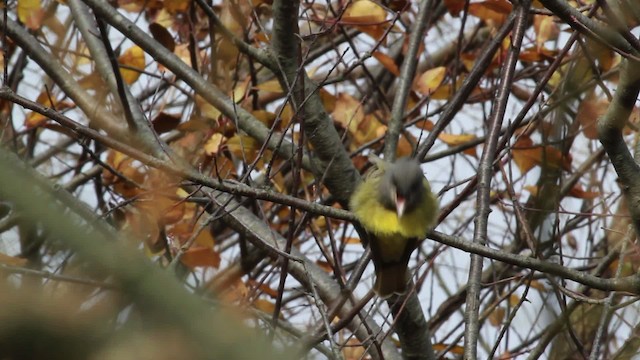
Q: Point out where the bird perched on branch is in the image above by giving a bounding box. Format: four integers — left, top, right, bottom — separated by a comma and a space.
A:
350, 156, 438, 298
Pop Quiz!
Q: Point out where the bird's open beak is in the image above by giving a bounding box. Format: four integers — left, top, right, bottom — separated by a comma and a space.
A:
395, 191, 406, 218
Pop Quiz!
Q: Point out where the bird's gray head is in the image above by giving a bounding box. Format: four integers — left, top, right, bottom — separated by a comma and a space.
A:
379, 157, 426, 218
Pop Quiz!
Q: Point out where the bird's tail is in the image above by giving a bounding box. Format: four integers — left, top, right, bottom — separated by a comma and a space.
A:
374, 263, 409, 298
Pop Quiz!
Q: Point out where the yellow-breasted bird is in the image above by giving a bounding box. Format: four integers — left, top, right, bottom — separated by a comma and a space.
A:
350, 156, 438, 298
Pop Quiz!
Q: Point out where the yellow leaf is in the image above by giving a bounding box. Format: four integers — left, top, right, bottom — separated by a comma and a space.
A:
226, 134, 259, 161
415, 67, 447, 96
18, 0, 44, 30
342, 0, 387, 24
252, 110, 277, 128
231, 78, 251, 103
195, 95, 222, 122
204, 133, 226, 156
255, 78, 283, 93
165, 0, 189, 13
118, 45, 146, 84
438, 132, 477, 146
534, 15, 559, 50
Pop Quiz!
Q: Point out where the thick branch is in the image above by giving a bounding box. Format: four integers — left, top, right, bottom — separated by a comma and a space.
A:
598, 58, 640, 235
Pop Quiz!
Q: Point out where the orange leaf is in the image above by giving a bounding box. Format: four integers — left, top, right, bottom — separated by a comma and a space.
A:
0, 253, 28, 267
373, 51, 400, 76
415, 67, 447, 96
180, 247, 221, 268
316, 260, 334, 272
415, 119, 435, 131
25, 92, 73, 128
438, 132, 477, 146
512, 136, 571, 173
432, 343, 465, 355
253, 298, 276, 313
118, 45, 146, 84
568, 184, 599, 199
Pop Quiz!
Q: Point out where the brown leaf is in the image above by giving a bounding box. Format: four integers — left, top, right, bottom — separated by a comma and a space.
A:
332, 93, 364, 133
149, 23, 175, 52
152, 112, 181, 134
577, 92, 608, 140
489, 307, 505, 327
443, 0, 466, 16
468, 0, 512, 25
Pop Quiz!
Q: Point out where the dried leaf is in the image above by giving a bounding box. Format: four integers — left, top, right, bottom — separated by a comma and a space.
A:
568, 184, 599, 199
332, 93, 364, 133
253, 298, 276, 313
438, 133, 477, 146
577, 92, 608, 140
489, 307, 505, 327
373, 51, 400, 76
18, 0, 44, 30
512, 135, 571, 173
443, 0, 466, 16
468, 0, 512, 25
432, 343, 465, 355
204, 133, 226, 156
255, 78, 282, 93
534, 15, 559, 50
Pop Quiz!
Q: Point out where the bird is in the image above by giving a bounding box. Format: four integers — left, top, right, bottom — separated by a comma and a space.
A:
349, 156, 438, 298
